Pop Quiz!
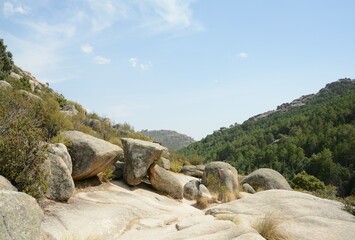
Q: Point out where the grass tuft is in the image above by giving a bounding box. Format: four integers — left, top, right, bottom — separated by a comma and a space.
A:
252, 212, 290, 240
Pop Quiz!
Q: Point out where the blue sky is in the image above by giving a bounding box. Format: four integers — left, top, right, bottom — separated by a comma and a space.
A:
1, 0, 355, 140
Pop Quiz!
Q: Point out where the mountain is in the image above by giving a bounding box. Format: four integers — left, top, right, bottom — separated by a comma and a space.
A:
179, 79, 355, 197
141, 130, 195, 150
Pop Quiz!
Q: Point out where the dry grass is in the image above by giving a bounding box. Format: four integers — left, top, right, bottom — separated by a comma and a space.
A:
196, 196, 209, 209
60, 233, 103, 240
215, 214, 240, 225
252, 212, 290, 240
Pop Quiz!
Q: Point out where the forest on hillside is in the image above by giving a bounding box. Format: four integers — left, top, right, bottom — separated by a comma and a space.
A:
179, 79, 355, 197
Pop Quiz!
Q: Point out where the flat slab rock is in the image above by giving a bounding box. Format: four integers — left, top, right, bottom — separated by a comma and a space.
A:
206, 189, 355, 240
41, 174, 355, 240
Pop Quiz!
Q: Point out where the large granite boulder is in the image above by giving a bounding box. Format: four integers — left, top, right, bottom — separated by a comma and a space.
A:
202, 161, 239, 201
61, 131, 123, 180
241, 168, 292, 191
121, 138, 166, 186
148, 164, 183, 199
0, 191, 44, 240
0, 175, 17, 191
45, 149, 75, 201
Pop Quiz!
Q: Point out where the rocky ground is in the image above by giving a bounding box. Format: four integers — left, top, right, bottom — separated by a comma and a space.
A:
40, 173, 355, 240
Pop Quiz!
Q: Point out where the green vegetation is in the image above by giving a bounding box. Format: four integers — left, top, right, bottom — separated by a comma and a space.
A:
0, 39, 14, 79
0, 39, 151, 199
291, 171, 326, 192
180, 79, 355, 197
0, 90, 48, 199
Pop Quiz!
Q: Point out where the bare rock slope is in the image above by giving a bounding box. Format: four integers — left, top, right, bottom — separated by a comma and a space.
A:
41, 176, 355, 240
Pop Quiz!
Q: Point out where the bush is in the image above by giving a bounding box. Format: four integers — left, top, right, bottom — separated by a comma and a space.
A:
0, 90, 48, 199
291, 171, 326, 192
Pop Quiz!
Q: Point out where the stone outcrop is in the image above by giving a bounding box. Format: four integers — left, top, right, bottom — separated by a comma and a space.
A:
45, 145, 75, 201
0, 191, 43, 240
207, 190, 355, 240
181, 165, 205, 178
62, 131, 123, 180
148, 164, 183, 199
60, 105, 79, 117
241, 168, 292, 191
0, 175, 17, 191
202, 161, 239, 201
121, 138, 166, 186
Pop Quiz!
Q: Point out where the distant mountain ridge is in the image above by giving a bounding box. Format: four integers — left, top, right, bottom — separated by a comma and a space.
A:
141, 130, 195, 150
249, 78, 354, 122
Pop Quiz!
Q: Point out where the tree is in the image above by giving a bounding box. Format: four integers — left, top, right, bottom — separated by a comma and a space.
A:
0, 39, 14, 78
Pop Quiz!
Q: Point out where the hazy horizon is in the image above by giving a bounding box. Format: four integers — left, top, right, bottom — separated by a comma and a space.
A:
1, 0, 354, 140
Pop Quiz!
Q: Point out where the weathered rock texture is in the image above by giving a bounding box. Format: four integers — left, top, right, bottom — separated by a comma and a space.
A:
207, 189, 355, 240
62, 131, 123, 180
202, 161, 239, 201
183, 180, 200, 200
45, 150, 75, 201
241, 168, 292, 191
121, 138, 166, 186
181, 165, 205, 178
0, 175, 17, 191
0, 191, 44, 240
148, 164, 183, 199
157, 157, 171, 170
48, 143, 72, 174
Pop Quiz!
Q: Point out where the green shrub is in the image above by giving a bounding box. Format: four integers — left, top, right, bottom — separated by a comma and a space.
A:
187, 154, 205, 166
0, 90, 48, 199
291, 171, 326, 192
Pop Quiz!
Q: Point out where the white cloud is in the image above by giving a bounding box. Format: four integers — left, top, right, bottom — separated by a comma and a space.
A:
129, 57, 138, 68
81, 44, 93, 54
93, 56, 111, 64
129, 57, 151, 71
238, 52, 248, 58
87, 0, 131, 32
3, 1, 28, 17
84, 0, 202, 34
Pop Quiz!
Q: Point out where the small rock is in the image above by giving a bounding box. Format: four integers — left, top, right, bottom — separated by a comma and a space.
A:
0, 175, 17, 191
242, 183, 256, 194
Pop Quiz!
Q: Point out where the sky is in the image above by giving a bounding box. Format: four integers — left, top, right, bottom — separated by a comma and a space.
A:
1, 0, 355, 140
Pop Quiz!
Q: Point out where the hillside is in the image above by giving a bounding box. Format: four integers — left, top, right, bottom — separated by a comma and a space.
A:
141, 130, 195, 150
179, 79, 355, 197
